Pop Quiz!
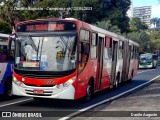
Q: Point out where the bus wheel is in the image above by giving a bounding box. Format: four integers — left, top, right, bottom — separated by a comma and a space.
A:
4, 79, 12, 97
85, 80, 93, 101
113, 75, 119, 89
128, 70, 134, 82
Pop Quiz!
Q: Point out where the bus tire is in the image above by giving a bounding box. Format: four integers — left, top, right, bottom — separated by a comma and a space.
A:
85, 79, 94, 101
4, 77, 12, 97
128, 70, 134, 82
152, 63, 154, 69
113, 74, 120, 89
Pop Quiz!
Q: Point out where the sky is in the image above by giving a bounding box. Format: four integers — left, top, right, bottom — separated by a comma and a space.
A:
133, 0, 160, 18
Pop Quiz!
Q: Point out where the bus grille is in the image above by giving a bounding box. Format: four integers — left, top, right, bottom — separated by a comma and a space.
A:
24, 83, 55, 87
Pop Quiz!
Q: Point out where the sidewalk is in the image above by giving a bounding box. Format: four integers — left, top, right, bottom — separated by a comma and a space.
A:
72, 79, 160, 120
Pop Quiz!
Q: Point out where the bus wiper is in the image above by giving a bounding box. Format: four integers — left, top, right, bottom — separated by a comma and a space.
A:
36, 38, 41, 61
28, 35, 38, 52
59, 34, 71, 51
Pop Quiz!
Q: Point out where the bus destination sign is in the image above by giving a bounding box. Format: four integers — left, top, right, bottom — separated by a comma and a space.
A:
16, 21, 76, 32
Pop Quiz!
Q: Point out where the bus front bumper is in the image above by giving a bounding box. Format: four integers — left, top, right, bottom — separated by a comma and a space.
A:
139, 64, 153, 69
12, 81, 75, 100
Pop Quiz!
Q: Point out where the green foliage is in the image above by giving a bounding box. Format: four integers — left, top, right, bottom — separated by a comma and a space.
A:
0, 20, 12, 33
0, 0, 131, 34
128, 31, 150, 52
96, 20, 120, 33
149, 29, 160, 50
107, 0, 131, 33
150, 17, 160, 28
129, 17, 148, 32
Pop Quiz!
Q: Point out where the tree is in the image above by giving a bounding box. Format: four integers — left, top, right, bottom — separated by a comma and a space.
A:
130, 17, 148, 32
0, 20, 12, 34
107, 0, 131, 33
0, 0, 131, 34
150, 17, 160, 28
96, 20, 120, 33
149, 29, 160, 50
128, 31, 151, 52
0, 0, 24, 29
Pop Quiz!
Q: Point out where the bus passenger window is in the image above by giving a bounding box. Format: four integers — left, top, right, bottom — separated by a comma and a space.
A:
107, 48, 112, 58
79, 42, 90, 72
91, 46, 97, 59
118, 41, 123, 59
104, 48, 109, 59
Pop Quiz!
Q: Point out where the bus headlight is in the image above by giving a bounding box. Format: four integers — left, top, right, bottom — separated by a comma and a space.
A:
13, 77, 24, 87
63, 76, 76, 87
56, 76, 76, 88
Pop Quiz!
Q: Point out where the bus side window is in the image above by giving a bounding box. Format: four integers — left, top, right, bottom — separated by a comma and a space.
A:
107, 37, 112, 59
91, 32, 97, 59
153, 55, 158, 60
104, 36, 112, 59
118, 41, 123, 59
8, 38, 15, 61
79, 42, 90, 72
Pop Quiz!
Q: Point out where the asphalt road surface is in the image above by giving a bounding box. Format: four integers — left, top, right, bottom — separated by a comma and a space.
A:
0, 67, 160, 120
72, 76, 160, 120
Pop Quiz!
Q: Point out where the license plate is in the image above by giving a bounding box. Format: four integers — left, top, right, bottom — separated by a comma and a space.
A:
33, 90, 44, 94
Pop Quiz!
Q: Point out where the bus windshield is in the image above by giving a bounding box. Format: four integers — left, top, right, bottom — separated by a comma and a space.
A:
140, 55, 152, 61
15, 35, 77, 71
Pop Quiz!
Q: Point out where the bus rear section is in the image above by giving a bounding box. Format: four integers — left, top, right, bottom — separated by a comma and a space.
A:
0, 33, 15, 96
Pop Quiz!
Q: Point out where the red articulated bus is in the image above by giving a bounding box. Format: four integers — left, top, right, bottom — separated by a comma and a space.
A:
12, 18, 139, 100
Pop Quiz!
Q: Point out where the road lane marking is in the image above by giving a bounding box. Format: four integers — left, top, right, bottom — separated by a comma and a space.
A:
125, 94, 160, 99
59, 74, 160, 120
0, 98, 33, 108
137, 69, 155, 74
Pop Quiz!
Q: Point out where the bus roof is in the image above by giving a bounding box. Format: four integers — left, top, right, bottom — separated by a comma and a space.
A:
0, 33, 9, 46
0, 33, 9, 39
16, 18, 139, 46
140, 53, 154, 57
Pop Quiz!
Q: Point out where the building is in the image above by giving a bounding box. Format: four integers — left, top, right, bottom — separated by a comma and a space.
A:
127, 8, 132, 18
133, 6, 152, 27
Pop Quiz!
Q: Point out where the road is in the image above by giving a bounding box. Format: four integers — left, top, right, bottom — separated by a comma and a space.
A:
72, 76, 160, 120
0, 67, 160, 120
